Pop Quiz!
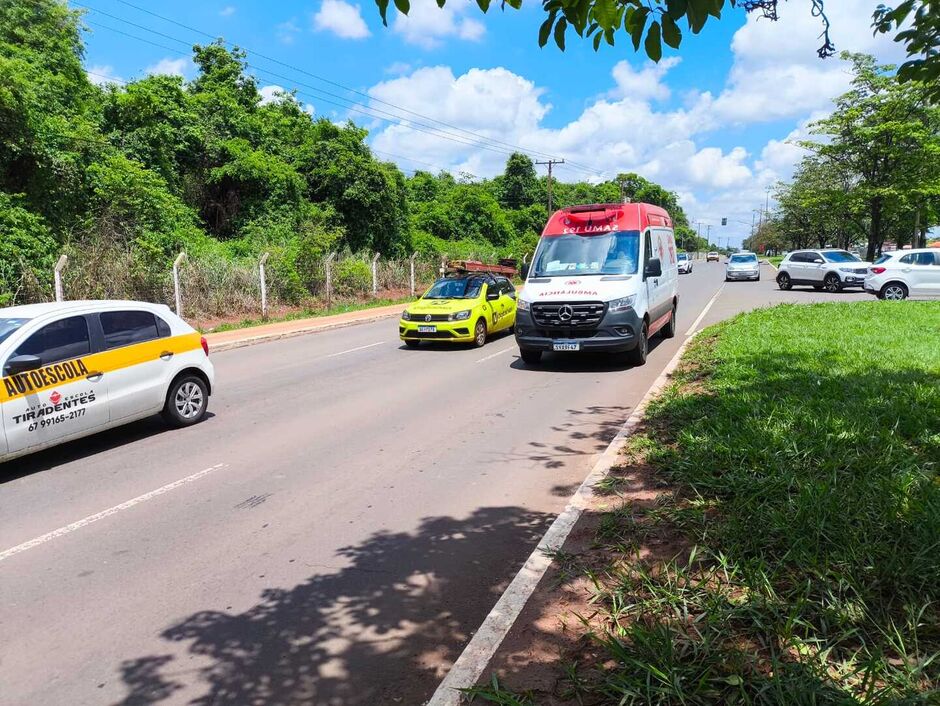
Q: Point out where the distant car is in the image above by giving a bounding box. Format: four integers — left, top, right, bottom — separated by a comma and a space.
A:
864, 249, 940, 300
1, 300, 214, 464
725, 252, 760, 281
706, 252, 720, 262
677, 252, 693, 274
776, 249, 870, 292
400, 274, 516, 347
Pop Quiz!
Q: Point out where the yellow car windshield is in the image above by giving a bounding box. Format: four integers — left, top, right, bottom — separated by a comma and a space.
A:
424, 277, 484, 299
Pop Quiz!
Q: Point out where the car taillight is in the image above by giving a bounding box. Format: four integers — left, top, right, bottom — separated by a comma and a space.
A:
201, 336, 209, 356
870, 267, 886, 274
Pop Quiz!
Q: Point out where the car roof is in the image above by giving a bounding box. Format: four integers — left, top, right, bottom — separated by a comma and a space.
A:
885, 248, 935, 255
0, 300, 172, 320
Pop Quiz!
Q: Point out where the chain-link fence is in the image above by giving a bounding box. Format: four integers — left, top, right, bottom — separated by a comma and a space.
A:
7, 249, 447, 326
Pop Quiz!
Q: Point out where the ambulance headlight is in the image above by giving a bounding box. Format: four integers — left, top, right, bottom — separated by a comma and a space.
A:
609, 295, 636, 312
401, 310, 411, 320
451, 310, 471, 321
516, 298, 531, 312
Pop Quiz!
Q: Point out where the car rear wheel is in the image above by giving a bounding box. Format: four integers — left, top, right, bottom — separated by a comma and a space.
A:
473, 319, 487, 347
520, 348, 541, 365
627, 322, 648, 366
880, 282, 908, 300
777, 272, 792, 290
162, 374, 208, 428
824, 273, 842, 292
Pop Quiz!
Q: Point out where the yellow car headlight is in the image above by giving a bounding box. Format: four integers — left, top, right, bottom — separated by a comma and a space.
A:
451, 310, 471, 321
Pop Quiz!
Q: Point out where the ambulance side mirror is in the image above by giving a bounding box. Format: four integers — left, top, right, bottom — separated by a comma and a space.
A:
5, 354, 42, 376
520, 263, 530, 280
644, 258, 663, 279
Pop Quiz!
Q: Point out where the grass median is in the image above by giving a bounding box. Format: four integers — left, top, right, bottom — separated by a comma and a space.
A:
471, 301, 939, 705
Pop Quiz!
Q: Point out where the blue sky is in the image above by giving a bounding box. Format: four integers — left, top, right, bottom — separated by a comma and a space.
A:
78, 0, 906, 246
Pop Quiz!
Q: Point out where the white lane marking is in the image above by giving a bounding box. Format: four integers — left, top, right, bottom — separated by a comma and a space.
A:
427, 337, 696, 706
324, 341, 384, 358
684, 283, 725, 337
476, 346, 514, 364
0, 463, 227, 563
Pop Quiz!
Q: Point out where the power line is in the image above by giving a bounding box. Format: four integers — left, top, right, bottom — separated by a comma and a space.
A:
79, 0, 570, 164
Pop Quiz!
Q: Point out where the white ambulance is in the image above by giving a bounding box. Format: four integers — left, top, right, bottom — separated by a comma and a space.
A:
0, 300, 214, 463
515, 202, 679, 365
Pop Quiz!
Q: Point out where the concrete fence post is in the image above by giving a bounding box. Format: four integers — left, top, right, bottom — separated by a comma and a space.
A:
439, 254, 447, 277
259, 252, 270, 319
172, 252, 187, 316
409, 251, 418, 297
53, 255, 68, 302
324, 252, 336, 307
371, 252, 380, 297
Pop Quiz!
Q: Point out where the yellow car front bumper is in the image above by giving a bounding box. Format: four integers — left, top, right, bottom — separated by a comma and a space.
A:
399, 318, 476, 342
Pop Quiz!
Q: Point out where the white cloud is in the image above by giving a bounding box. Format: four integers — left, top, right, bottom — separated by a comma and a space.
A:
220, 5, 236, 17
145, 57, 193, 78
259, 85, 286, 104
366, 0, 910, 246
313, 0, 371, 40
610, 57, 680, 102
277, 19, 300, 44
87, 64, 122, 86
385, 61, 413, 75
393, 0, 486, 49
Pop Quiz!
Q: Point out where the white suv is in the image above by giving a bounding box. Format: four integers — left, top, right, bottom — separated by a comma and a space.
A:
776, 249, 870, 292
864, 249, 940, 300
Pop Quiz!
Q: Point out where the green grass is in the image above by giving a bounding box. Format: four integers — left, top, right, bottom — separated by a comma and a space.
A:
203, 296, 416, 333
474, 301, 940, 704
766, 256, 784, 267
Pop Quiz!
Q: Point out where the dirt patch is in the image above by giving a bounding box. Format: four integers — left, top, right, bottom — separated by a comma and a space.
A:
478, 457, 688, 703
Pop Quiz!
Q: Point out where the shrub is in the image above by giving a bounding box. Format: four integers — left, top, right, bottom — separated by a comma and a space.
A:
333, 258, 372, 296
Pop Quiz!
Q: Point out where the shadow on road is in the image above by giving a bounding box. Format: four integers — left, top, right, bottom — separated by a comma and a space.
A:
508, 337, 664, 373
0, 414, 216, 485
112, 505, 554, 706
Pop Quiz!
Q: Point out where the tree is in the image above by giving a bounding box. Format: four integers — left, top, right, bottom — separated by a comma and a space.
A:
803, 53, 940, 259
500, 152, 539, 209
375, 1, 940, 100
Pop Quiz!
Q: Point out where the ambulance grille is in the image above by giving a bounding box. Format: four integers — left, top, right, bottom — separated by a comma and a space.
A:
531, 301, 606, 329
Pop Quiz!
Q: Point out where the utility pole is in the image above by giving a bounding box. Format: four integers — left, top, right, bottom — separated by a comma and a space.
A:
619, 177, 629, 204
706, 224, 712, 247
536, 159, 564, 213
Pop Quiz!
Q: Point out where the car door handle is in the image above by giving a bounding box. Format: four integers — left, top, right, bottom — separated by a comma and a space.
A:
902, 268, 912, 273
86, 372, 103, 382
159, 351, 174, 361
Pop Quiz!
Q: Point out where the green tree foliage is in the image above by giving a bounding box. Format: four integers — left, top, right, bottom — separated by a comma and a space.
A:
376, 1, 939, 101
800, 53, 940, 258
0, 0, 690, 304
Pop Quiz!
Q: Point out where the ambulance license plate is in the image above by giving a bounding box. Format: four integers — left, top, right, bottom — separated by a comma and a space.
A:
553, 341, 580, 351
418, 325, 437, 333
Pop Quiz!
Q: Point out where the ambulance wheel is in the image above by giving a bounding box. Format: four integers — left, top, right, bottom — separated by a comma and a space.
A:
405, 339, 421, 348
163, 373, 208, 428
473, 319, 487, 348
627, 323, 649, 366
660, 302, 677, 339
520, 349, 541, 365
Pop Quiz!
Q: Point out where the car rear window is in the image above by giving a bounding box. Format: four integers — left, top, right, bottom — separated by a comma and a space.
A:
100, 310, 165, 349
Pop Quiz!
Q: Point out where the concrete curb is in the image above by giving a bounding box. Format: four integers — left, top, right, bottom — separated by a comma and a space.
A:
426, 333, 697, 705
206, 308, 403, 353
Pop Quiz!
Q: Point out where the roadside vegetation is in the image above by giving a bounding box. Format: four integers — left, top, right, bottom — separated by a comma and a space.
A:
471, 302, 939, 704
1, 0, 705, 317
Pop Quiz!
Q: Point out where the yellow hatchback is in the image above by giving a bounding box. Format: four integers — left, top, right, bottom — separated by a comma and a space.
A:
400, 274, 517, 347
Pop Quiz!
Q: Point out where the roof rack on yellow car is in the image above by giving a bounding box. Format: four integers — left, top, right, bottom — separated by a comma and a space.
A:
444, 259, 518, 277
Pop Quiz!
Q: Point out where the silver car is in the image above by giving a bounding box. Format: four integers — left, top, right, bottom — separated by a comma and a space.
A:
677, 252, 693, 274
725, 252, 760, 281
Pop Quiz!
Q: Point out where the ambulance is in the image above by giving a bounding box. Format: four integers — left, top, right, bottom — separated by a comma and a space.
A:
0, 300, 214, 464
515, 202, 679, 365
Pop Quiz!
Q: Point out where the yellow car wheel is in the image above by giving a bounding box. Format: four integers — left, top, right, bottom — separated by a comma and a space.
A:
473, 319, 487, 348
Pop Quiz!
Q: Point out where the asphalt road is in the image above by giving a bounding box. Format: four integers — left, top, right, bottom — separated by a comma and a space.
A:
0, 263, 869, 706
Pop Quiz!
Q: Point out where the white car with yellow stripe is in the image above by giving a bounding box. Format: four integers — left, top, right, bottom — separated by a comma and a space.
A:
0, 300, 214, 463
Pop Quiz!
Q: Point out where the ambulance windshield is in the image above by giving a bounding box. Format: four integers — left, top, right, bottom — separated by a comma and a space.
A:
531, 231, 640, 277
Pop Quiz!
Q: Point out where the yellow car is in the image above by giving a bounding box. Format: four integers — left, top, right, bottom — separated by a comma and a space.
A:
400, 274, 517, 347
